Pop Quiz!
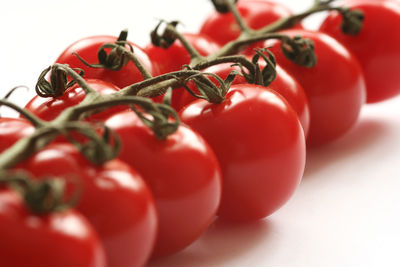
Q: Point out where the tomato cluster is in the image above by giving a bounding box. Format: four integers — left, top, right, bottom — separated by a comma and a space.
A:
1, 0, 400, 266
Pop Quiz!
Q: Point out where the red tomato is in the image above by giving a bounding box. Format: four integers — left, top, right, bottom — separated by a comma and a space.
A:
0, 190, 106, 267
180, 84, 306, 221
200, 0, 297, 45
105, 111, 222, 257
0, 118, 34, 152
145, 33, 220, 108
56, 35, 155, 88
179, 63, 310, 136
17, 144, 157, 267
24, 79, 123, 121
265, 30, 366, 147
319, 0, 400, 103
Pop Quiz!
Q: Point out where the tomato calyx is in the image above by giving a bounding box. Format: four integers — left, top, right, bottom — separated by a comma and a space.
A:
150, 20, 181, 49
240, 48, 277, 87
36, 63, 97, 99
181, 68, 233, 103
338, 7, 364, 35
280, 35, 317, 68
36, 65, 85, 98
75, 29, 130, 70
150, 20, 204, 65
185, 49, 278, 103
0, 170, 79, 214
74, 29, 153, 80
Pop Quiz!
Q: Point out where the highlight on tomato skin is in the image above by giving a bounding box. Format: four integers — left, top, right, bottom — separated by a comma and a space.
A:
265, 30, 366, 147
0, 190, 107, 267
319, 0, 400, 103
105, 110, 222, 258
180, 84, 306, 222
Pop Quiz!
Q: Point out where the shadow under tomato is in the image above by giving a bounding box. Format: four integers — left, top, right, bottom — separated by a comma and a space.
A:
147, 217, 273, 267
303, 117, 393, 179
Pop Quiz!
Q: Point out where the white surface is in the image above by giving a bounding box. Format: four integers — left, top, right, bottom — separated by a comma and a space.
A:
1, 1, 399, 267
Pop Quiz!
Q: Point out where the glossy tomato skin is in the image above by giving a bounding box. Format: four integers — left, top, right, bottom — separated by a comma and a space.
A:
200, 0, 297, 45
145, 33, 220, 108
24, 79, 123, 121
18, 144, 157, 267
266, 30, 366, 147
0, 118, 34, 152
105, 111, 222, 257
180, 84, 306, 221
179, 63, 310, 136
0, 190, 106, 267
319, 0, 400, 103
56, 35, 155, 88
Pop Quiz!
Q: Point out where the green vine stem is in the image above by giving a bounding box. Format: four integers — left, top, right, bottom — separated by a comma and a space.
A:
221, 0, 254, 37
0, 0, 364, 171
0, 126, 62, 169
0, 99, 46, 127
206, 0, 363, 59
151, 20, 204, 65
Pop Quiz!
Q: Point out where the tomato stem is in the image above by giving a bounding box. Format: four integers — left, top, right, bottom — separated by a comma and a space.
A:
222, 0, 254, 37
0, 0, 364, 172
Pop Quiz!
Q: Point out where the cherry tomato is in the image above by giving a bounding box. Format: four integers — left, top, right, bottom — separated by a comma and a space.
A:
180, 84, 306, 221
265, 30, 366, 147
179, 63, 310, 136
200, 0, 298, 45
24, 79, 124, 121
145, 33, 220, 108
105, 111, 222, 257
0, 190, 106, 267
56, 35, 155, 88
17, 144, 157, 267
319, 0, 400, 103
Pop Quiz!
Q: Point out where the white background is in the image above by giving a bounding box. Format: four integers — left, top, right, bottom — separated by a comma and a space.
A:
1, 1, 399, 267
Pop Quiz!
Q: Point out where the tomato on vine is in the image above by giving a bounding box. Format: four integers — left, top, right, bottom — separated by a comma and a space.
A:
105, 111, 222, 257
200, 0, 298, 45
56, 33, 155, 88
180, 84, 306, 221
319, 0, 400, 103
17, 143, 158, 267
179, 63, 310, 136
145, 33, 220, 108
263, 30, 366, 147
0, 188, 106, 267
